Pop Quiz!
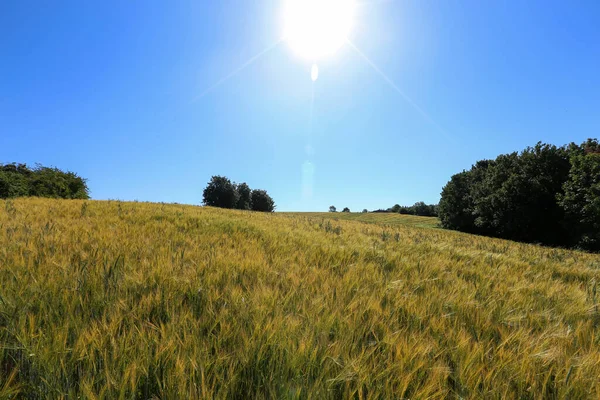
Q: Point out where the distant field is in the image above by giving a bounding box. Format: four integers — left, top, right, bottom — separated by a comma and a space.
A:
1, 199, 600, 398
283, 212, 439, 229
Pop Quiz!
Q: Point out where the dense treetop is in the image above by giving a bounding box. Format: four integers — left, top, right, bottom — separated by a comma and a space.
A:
202, 176, 275, 212
0, 163, 89, 200
439, 139, 600, 251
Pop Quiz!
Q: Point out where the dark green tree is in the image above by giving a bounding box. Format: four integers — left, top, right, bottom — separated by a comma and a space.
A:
469, 144, 571, 244
235, 182, 252, 210
202, 176, 239, 209
439, 169, 477, 232
411, 202, 429, 216
342, 207, 350, 213
0, 163, 89, 199
329, 206, 337, 212
439, 139, 599, 250
250, 189, 275, 212
559, 139, 600, 250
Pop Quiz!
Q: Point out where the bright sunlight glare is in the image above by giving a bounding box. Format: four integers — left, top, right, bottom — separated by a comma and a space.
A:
284, 0, 355, 61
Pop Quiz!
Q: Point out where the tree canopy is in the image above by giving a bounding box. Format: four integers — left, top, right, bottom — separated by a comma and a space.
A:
0, 163, 89, 199
202, 176, 239, 209
377, 202, 438, 217
250, 189, 276, 212
439, 139, 600, 251
202, 176, 275, 212
235, 182, 252, 210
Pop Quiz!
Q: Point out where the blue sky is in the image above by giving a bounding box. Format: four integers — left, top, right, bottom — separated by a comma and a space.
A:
1, 0, 599, 211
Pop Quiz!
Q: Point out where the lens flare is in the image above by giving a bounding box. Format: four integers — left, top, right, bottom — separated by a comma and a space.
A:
311, 64, 319, 81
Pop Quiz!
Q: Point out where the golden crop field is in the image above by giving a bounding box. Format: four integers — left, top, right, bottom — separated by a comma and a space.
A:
1, 198, 600, 399
283, 212, 440, 229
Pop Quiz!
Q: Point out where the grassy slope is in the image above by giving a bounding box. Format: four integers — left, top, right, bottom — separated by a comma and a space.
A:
1, 198, 599, 399
283, 212, 440, 229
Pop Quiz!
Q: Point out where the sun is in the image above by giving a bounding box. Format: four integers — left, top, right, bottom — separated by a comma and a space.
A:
284, 0, 355, 61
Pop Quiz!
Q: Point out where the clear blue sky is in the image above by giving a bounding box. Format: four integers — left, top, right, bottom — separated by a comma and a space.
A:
1, 1, 599, 211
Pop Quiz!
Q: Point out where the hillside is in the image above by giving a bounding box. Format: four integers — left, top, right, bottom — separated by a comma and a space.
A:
1, 198, 600, 398
284, 211, 439, 229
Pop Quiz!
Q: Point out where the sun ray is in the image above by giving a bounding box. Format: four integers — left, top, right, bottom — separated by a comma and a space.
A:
346, 39, 452, 140
192, 39, 283, 102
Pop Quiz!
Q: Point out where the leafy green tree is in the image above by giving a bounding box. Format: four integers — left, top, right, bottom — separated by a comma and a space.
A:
235, 182, 252, 210
202, 176, 239, 209
470, 144, 571, 244
411, 202, 429, 216
439, 139, 599, 250
0, 163, 89, 199
250, 189, 275, 212
329, 206, 337, 212
559, 139, 600, 250
439, 170, 477, 232
390, 204, 401, 213
0, 173, 9, 198
362, 209, 368, 213
342, 207, 350, 213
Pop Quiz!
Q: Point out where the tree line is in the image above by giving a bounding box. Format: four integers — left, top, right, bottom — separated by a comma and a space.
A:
202, 176, 275, 212
439, 139, 600, 251
329, 202, 438, 217
389, 202, 438, 217
0, 163, 89, 199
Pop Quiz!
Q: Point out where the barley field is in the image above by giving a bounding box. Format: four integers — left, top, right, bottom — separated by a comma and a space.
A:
283, 212, 439, 229
1, 198, 600, 399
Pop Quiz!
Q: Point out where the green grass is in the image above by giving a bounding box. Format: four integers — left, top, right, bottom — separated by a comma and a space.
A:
1, 198, 600, 399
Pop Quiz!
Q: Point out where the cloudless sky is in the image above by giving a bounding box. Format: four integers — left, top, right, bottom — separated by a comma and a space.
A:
1, 0, 599, 211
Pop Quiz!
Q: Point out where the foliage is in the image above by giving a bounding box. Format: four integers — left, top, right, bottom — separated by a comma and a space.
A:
559, 139, 600, 251
203, 176, 275, 212
362, 209, 368, 213
400, 202, 438, 217
385, 202, 438, 217
235, 182, 252, 210
0, 163, 89, 199
439, 139, 600, 251
250, 189, 275, 212
202, 176, 239, 209
342, 207, 350, 213
329, 205, 337, 212
1, 198, 599, 398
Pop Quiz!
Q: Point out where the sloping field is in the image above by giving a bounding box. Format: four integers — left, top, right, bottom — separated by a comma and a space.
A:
284, 212, 439, 229
1, 198, 599, 398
